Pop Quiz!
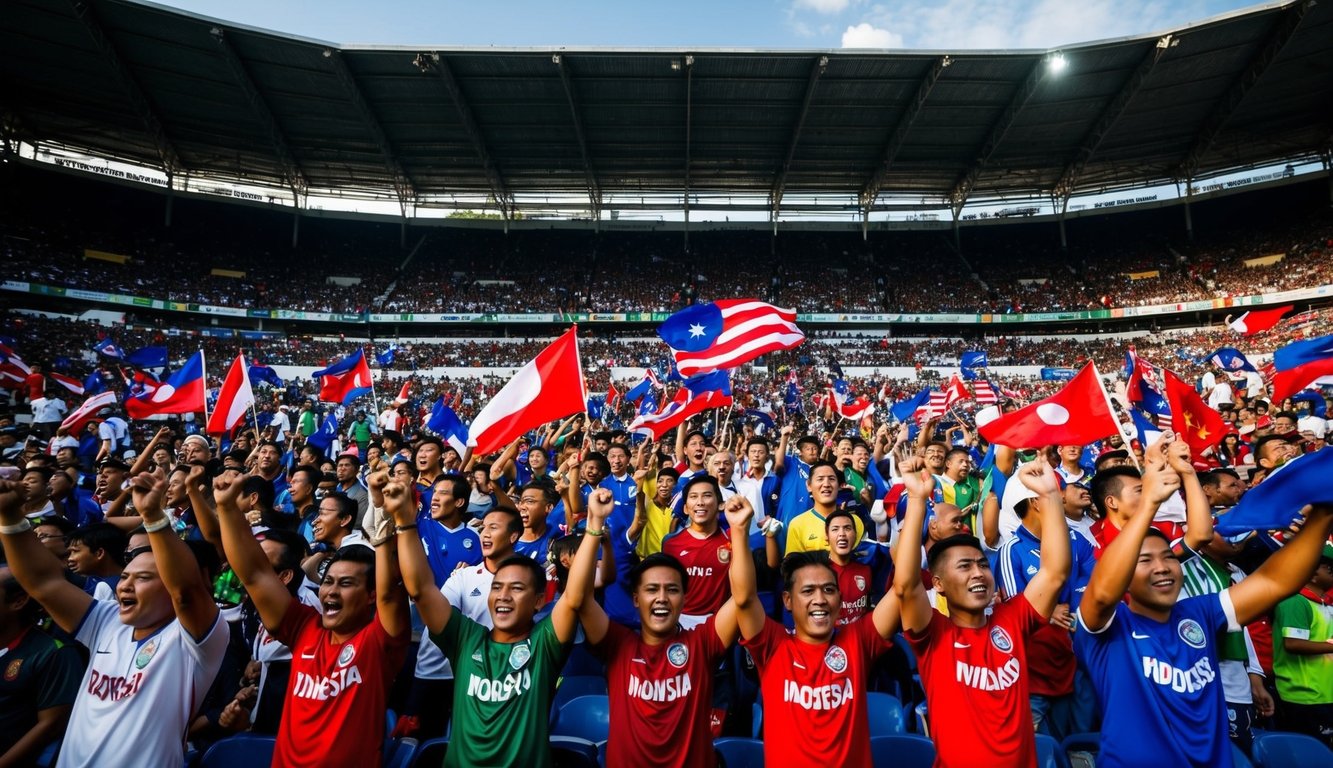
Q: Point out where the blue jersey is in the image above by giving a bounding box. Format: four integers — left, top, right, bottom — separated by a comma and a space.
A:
1075, 592, 1237, 768
514, 526, 556, 566
419, 520, 482, 587
997, 525, 1096, 611
777, 456, 813, 525
600, 473, 644, 629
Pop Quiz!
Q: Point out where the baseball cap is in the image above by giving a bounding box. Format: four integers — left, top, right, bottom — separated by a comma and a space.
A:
1002, 464, 1040, 515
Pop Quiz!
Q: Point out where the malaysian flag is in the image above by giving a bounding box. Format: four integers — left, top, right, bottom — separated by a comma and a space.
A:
973, 380, 998, 405
658, 299, 804, 378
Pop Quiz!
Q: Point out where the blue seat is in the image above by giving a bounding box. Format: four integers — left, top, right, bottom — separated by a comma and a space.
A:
751, 701, 763, 739
199, 734, 276, 768
870, 734, 935, 768
551, 695, 611, 743
561, 644, 605, 677
1035, 733, 1070, 768
550, 736, 600, 768
409, 738, 448, 768
913, 701, 929, 737
551, 675, 609, 720
714, 737, 765, 768
866, 692, 907, 737
1251, 732, 1333, 767
1060, 731, 1100, 768
384, 738, 417, 768
1231, 742, 1254, 768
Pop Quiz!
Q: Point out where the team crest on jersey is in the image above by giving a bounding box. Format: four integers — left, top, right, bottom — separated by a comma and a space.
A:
4, 659, 20, 681
854, 575, 866, 592
337, 643, 357, 667
1178, 619, 1207, 649
990, 626, 1013, 654
717, 546, 731, 564
509, 642, 531, 670
463, 539, 474, 549
667, 642, 689, 668
134, 638, 159, 670
824, 645, 848, 673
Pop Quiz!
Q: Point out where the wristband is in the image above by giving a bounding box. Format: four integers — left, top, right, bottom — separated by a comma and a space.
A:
395, 523, 419, 534
143, 516, 173, 533
585, 528, 606, 537
0, 519, 33, 535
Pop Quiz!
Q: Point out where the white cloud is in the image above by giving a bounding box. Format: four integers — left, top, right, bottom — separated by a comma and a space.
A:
841, 22, 903, 48
796, 0, 853, 14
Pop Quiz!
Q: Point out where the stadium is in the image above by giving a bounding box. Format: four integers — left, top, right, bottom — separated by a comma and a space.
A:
1, 0, 1333, 766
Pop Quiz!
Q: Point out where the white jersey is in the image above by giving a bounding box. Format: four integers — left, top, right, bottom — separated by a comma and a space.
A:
415, 562, 495, 681
61, 600, 229, 768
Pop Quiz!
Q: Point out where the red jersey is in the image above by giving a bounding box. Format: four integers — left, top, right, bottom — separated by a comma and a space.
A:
593, 616, 727, 768
1024, 623, 1074, 697
271, 599, 409, 768
660, 527, 731, 617
906, 595, 1045, 768
23, 373, 44, 402
742, 616, 892, 768
830, 560, 872, 625
1090, 517, 1182, 557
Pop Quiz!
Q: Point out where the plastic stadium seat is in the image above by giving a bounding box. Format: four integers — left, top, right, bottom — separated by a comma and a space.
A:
1060, 731, 1100, 768
866, 692, 907, 737
384, 738, 417, 768
199, 734, 276, 768
551, 695, 611, 743
1035, 733, 1070, 768
561, 644, 605, 677
714, 737, 765, 768
1231, 742, 1255, 768
870, 734, 935, 768
913, 701, 929, 737
1251, 731, 1333, 767
409, 738, 448, 768
552, 675, 610, 716
751, 701, 763, 739
549, 736, 600, 768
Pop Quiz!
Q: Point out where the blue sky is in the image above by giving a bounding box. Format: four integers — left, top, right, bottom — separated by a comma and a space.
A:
159, 0, 1267, 49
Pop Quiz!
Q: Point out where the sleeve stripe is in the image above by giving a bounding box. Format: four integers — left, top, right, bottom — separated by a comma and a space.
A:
1219, 589, 1241, 633
1076, 604, 1116, 635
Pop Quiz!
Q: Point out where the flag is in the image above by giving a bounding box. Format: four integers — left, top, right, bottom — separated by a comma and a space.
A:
125, 346, 168, 370
638, 393, 661, 416
978, 364, 1118, 448
0, 365, 24, 390
0, 341, 18, 362
1207, 347, 1257, 373
629, 370, 732, 439
606, 381, 620, 410
922, 390, 949, 420
123, 368, 159, 399
1270, 334, 1333, 404
1214, 449, 1333, 535
973, 380, 998, 406
658, 299, 804, 377
313, 349, 374, 405
206, 354, 254, 435
943, 374, 970, 409
1291, 390, 1327, 419
1128, 407, 1163, 448
1125, 350, 1171, 426
1228, 304, 1291, 336
60, 391, 119, 434
376, 344, 397, 366
248, 363, 284, 389
1163, 369, 1226, 456
468, 327, 586, 455
126, 351, 207, 419
48, 372, 84, 396
392, 378, 412, 406
425, 397, 468, 456
622, 370, 660, 404
92, 338, 125, 359
586, 396, 605, 421
307, 411, 339, 453
744, 408, 776, 434
784, 370, 804, 415
83, 370, 106, 396
827, 378, 874, 421
961, 350, 988, 369
889, 389, 932, 422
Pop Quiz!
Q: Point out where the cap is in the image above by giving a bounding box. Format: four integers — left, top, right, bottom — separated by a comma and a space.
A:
98, 457, 130, 472
182, 434, 210, 449
1001, 464, 1040, 514
1094, 449, 1129, 469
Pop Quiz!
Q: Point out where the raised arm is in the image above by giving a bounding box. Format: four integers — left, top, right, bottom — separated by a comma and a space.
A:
213, 471, 292, 632
1014, 461, 1070, 619
1166, 440, 1213, 551
557, 488, 613, 644
560, 453, 585, 522
132, 470, 219, 640
183, 463, 221, 549
386, 481, 452, 634
0, 482, 92, 633
719, 495, 764, 642
1229, 504, 1333, 626
373, 507, 409, 639
892, 456, 935, 634
773, 425, 792, 475
490, 438, 521, 484
1079, 439, 1180, 631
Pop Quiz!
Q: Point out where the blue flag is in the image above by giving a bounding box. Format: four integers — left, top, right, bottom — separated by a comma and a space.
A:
889, 389, 932, 422
425, 397, 468, 455
623, 373, 656, 405
1215, 449, 1333, 535
744, 408, 776, 433
125, 346, 169, 370
784, 375, 804, 415
248, 364, 285, 389
586, 396, 605, 421
960, 367, 979, 381
83, 371, 106, 396
960, 350, 988, 369
1129, 408, 1162, 447
1207, 347, 1256, 373
375, 345, 397, 366
92, 338, 125, 359
638, 395, 660, 416
1274, 333, 1333, 372
307, 412, 339, 452
1291, 390, 1327, 419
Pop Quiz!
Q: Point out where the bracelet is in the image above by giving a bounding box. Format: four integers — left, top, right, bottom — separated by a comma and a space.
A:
585, 528, 605, 537
0, 519, 33, 535
395, 523, 418, 534
143, 516, 173, 533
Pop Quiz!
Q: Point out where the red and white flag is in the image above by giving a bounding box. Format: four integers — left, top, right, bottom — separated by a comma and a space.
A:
973, 380, 998, 405
659, 299, 805, 378
48, 372, 85, 396
943, 374, 970, 409
392, 378, 412, 406
1228, 305, 1291, 336
978, 363, 1118, 448
831, 393, 875, 421
206, 353, 254, 435
468, 327, 587, 454
61, 391, 119, 434
920, 390, 948, 420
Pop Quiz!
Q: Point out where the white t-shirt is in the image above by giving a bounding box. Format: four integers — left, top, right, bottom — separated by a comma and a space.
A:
1208, 381, 1234, 409
270, 411, 292, 443
62, 600, 229, 768
415, 562, 495, 681
32, 397, 67, 423
378, 408, 402, 433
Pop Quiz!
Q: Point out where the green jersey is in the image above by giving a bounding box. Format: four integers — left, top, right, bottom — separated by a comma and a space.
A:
434, 611, 570, 768
1272, 591, 1333, 704
351, 420, 372, 443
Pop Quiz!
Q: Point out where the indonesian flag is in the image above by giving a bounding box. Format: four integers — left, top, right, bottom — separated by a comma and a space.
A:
392, 378, 412, 406
49, 372, 85, 396
126, 351, 207, 419
206, 353, 254, 435
1228, 305, 1291, 336
61, 391, 119, 434
468, 327, 586, 455
1163, 368, 1225, 456
978, 363, 1118, 448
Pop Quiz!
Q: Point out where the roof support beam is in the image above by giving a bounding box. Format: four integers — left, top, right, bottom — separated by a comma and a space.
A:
553, 55, 601, 221
682, 55, 694, 247
325, 49, 416, 208
416, 53, 513, 219
860, 55, 950, 212
1054, 37, 1173, 204
69, 0, 183, 176
208, 27, 308, 198
1175, 0, 1311, 181
770, 55, 827, 216
948, 58, 1049, 212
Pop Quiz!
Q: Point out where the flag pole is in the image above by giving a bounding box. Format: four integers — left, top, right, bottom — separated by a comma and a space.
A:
242, 351, 260, 440
197, 349, 213, 441
1090, 361, 1140, 471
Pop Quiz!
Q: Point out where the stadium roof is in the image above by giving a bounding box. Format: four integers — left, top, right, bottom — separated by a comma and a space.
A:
2, 0, 1331, 216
